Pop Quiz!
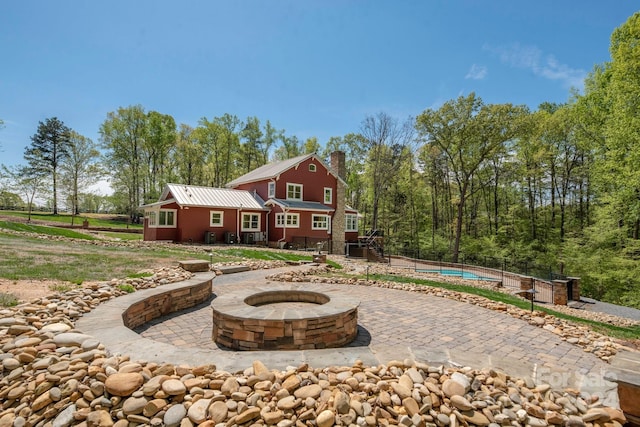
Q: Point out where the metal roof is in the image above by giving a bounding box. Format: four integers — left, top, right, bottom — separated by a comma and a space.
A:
226, 154, 346, 187
151, 184, 267, 210
265, 198, 334, 212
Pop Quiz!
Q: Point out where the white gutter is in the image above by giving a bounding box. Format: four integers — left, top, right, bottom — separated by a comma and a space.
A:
237, 204, 242, 240
277, 208, 288, 248
265, 210, 270, 245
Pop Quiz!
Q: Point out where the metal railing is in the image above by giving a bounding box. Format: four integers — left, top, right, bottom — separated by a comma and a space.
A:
390, 249, 565, 282
290, 236, 332, 253
385, 249, 566, 304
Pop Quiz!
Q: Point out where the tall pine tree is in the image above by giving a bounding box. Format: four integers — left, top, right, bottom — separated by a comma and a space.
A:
24, 117, 71, 215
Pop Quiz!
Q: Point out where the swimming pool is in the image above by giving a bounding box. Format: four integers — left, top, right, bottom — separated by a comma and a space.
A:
417, 269, 496, 281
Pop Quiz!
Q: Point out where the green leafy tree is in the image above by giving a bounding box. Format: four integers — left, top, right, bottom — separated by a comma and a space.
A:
240, 116, 264, 173
0, 190, 23, 209
600, 12, 640, 239
60, 131, 103, 221
416, 93, 527, 262
273, 134, 302, 160
196, 114, 241, 187
303, 137, 321, 154
0, 165, 47, 220
360, 112, 414, 231
77, 192, 112, 213
173, 124, 205, 185
322, 133, 368, 211
261, 121, 281, 163
100, 105, 147, 222
24, 117, 71, 214
513, 112, 547, 241
144, 111, 176, 201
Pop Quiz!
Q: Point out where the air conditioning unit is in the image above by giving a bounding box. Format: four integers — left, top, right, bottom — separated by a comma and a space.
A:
224, 232, 237, 244
204, 231, 216, 244
243, 233, 255, 244
253, 232, 266, 242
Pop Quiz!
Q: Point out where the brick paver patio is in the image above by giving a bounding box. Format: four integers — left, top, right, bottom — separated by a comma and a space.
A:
137, 267, 608, 380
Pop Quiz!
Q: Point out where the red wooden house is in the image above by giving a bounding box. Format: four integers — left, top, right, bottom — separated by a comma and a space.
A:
142, 151, 358, 254
142, 184, 268, 244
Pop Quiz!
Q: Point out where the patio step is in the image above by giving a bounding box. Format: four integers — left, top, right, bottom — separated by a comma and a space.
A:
216, 265, 251, 274
606, 349, 640, 424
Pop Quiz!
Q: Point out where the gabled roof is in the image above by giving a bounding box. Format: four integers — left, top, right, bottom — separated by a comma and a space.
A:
265, 198, 334, 212
143, 184, 267, 210
226, 153, 346, 187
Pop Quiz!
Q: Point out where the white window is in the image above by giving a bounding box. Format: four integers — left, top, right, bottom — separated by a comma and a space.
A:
268, 182, 275, 198
286, 183, 303, 200
312, 214, 329, 230
324, 187, 332, 204
309, 163, 316, 172
346, 214, 358, 232
146, 211, 156, 226
157, 209, 176, 228
242, 213, 260, 231
210, 211, 224, 227
275, 213, 300, 228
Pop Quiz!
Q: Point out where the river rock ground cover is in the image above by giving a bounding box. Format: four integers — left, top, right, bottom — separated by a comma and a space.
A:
0, 259, 632, 427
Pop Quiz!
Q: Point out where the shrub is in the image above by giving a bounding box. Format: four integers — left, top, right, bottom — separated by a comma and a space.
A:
117, 284, 136, 293
0, 292, 19, 307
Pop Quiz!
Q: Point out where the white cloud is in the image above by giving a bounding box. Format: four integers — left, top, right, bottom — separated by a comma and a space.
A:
484, 43, 586, 89
465, 64, 488, 80
88, 179, 113, 196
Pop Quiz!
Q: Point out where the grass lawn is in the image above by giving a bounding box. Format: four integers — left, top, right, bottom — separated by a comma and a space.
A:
0, 221, 98, 240
215, 248, 342, 268
98, 231, 143, 241
0, 221, 335, 283
0, 210, 143, 229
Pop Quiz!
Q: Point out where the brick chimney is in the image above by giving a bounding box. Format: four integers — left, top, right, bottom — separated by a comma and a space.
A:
330, 151, 346, 181
330, 151, 346, 255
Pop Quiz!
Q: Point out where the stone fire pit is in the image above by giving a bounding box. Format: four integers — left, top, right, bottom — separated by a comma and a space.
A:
211, 283, 359, 350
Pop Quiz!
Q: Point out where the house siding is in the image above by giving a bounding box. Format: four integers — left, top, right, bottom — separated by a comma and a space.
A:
144, 153, 355, 249
268, 207, 332, 244
143, 200, 266, 244
234, 181, 271, 201
143, 200, 180, 241
231, 157, 339, 247
234, 158, 337, 209
176, 207, 241, 243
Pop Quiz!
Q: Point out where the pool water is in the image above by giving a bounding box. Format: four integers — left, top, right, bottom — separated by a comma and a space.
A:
417, 269, 495, 281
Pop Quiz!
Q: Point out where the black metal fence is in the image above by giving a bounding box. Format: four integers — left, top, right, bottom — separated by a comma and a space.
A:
289, 236, 332, 253
385, 249, 566, 304
388, 249, 566, 282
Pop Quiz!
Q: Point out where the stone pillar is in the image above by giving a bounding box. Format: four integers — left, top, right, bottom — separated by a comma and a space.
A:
552, 280, 568, 305
331, 151, 346, 255
569, 277, 581, 301
520, 276, 534, 301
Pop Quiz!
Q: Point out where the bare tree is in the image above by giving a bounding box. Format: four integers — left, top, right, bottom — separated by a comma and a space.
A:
360, 112, 415, 231
0, 165, 47, 221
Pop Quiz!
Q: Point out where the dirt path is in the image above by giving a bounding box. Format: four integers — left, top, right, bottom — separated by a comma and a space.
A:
0, 278, 90, 302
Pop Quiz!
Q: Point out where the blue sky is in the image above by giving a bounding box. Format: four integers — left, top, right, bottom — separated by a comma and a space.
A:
1, 1, 637, 169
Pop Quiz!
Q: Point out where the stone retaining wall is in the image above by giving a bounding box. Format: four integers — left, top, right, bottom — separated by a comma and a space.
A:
122, 275, 213, 329
213, 307, 358, 350
211, 284, 359, 350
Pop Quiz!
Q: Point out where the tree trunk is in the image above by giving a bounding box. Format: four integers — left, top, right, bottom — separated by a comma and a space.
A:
452, 180, 468, 263
452, 195, 465, 263
371, 194, 379, 231
550, 162, 556, 227
52, 170, 58, 215
493, 177, 500, 235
